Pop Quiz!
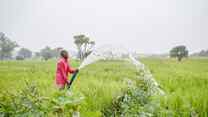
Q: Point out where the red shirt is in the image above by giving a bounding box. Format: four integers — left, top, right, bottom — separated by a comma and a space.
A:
56, 58, 75, 86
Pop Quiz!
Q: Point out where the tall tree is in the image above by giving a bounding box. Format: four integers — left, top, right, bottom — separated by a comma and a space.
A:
52, 47, 63, 58
170, 45, 188, 61
198, 50, 208, 56
17, 48, 32, 59
40, 46, 54, 60
73, 34, 95, 60
0, 32, 18, 60
34, 52, 41, 58
74, 35, 85, 60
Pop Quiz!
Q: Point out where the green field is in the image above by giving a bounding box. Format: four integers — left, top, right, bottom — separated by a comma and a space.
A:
141, 58, 208, 116
0, 60, 139, 116
0, 58, 208, 116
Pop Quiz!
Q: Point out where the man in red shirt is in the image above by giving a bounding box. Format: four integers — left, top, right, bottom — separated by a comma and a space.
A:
56, 50, 79, 89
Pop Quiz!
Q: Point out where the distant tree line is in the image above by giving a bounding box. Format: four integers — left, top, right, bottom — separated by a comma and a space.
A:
0, 32, 95, 61
36, 46, 61, 60
0, 32, 62, 60
16, 48, 32, 60
191, 49, 208, 57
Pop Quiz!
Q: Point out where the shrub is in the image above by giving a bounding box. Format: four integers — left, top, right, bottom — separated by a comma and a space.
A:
0, 81, 84, 117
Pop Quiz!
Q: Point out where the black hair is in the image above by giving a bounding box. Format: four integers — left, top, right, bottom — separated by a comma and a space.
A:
60, 50, 68, 57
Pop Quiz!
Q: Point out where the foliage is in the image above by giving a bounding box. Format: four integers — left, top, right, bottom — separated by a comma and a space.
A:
170, 45, 188, 61
0, 60, 137, 116
0, 81, 85, 117
102, 78, 162, 117
50, 90, 84, 116
16, 55, 25, 60
0, 58, 207, 116
142, 58, 208, 117
17, 48, 32, 60
191, 49, 208, 57
0, 81, 49, 117
40, 46, 54, 60
0, 32, 18, 60
73, 34, 95, 60
34, 52, 41, 58
40, 46, 60, 60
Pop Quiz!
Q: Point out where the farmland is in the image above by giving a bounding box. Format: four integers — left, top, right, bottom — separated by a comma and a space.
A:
141, 58, 208, 116
0, 60, 139, 116
0, 58, 208, 116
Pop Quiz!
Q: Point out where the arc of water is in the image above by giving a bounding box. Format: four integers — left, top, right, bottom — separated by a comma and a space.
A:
78, 45, 165, 96
129, 54, 165, 95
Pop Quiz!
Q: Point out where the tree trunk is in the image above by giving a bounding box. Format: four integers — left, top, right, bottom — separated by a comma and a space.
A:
77, 46, 82, 60
177, 56, 182, 62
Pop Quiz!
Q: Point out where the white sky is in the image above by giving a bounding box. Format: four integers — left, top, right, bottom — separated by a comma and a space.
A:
0, 0, 208, 53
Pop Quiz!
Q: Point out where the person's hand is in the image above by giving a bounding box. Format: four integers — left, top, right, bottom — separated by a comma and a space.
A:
75, 69, 79, 73
67, 80, 70, 85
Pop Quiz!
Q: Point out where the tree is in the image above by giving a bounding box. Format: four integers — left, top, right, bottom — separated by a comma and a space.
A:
16, 55, 24, 60
17, 48, 32, 60
74, 34, 85, 60
0, 32, 18, 60
190, 49, 208, 57
40, 46, 54, 60
170, 45, 188, 61
73, 34, 95, 60
198, 50, 208, 56
39, 47, 62, 60
52, 47, 63, 58
34, 52, 41, 58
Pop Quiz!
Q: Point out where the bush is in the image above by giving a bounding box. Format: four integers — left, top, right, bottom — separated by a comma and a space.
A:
16, 56, 24, 60
102, 80, 162, 117
0, 81, 84, 117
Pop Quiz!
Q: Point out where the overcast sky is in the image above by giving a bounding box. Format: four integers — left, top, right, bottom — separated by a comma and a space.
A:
0, 0, 207, 53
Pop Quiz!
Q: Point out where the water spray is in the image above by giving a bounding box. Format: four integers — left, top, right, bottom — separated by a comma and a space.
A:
67, 45, 164, 96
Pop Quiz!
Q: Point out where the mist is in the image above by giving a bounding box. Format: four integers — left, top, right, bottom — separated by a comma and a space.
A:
0, 0, 208, 53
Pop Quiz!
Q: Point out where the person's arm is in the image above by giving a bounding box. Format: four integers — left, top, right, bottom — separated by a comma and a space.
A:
67, 64, 76, 74
58, 61, 68, 83
67, 59, 77, 73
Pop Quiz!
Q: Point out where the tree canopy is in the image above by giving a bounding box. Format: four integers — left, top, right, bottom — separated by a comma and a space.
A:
40, 46, 61, 60
17, 48, 32, 60
73, 34, 95, 60
0, 32, 18, 60
170, 45, 188, 61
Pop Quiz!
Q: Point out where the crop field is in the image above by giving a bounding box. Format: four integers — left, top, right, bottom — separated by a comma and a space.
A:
0, 60, 139, 116
0, 58, 208, 116
141, 58, 208, 116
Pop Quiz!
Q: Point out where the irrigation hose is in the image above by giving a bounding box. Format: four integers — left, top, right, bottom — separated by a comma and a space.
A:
67, 70, 79, 89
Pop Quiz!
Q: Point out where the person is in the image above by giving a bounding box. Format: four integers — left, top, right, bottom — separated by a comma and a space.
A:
55, 50, 79, 89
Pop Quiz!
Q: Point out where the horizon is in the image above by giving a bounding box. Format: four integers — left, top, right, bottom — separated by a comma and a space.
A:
0, 0, 208, 54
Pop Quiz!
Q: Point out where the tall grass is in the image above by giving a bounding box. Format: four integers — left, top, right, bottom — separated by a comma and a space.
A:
0, 60, 138, 116
141, 58, 208, 116
1, 58, 207, 116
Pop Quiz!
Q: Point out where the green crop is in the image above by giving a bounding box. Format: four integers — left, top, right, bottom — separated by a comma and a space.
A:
141, 58, 208, 116
0, 60, 139, 116
0, 58, 207, 116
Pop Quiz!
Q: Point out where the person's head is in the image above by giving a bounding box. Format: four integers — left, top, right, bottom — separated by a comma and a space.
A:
60, 50, 68, 59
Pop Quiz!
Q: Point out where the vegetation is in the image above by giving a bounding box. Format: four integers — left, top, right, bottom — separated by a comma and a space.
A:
141, 58, 208, 116
0, 32, 18, 60
16, 48, 32, 60
0, 32, 96, 61
0, 60, 139, 116
74, 34, 95, 61
0, 58, 208, 116
170, 45, 189, 61
39, 46, 61, 60
191, 49, 208, 57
